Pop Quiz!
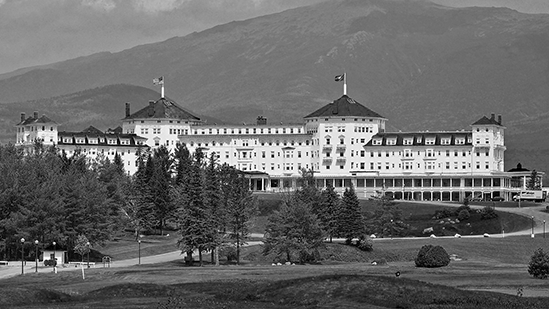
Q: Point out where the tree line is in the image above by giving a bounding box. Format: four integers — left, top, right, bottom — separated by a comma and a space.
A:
0, 142, 402, 264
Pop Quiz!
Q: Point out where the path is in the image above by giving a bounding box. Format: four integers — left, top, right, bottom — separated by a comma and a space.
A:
2, 202, 548, 279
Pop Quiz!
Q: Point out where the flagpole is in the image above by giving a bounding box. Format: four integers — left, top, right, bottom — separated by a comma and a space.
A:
161, 82, 165, 99
343, 72, 347, 96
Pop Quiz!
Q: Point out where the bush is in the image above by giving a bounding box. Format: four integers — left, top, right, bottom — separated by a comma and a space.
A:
415, 245, 450, 268
356, 235, 373, 252
480, 205, 498, 220
433, 209, 454, 219
454, 205, 471, 216
528, 248, 549, 279
457, 209, 470, 221
219, 246, 237, 262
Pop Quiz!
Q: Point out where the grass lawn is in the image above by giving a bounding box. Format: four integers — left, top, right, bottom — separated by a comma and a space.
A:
92, 231, 179, 261
3, 235, 549, 308
250, 198, 532, 236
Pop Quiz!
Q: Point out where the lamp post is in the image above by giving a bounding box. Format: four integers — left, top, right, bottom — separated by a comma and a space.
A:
52, 241, 56, 272
86, 242, 90, 268
531, 216, 535, 238
20, 238, 25, 275
544, 220, 546, 239
34, 240, 39, 273
138, 240, 141, 265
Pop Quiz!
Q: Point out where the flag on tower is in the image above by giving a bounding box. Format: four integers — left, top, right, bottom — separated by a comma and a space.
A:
334, 74, 345, 82
153, 76, 164, 85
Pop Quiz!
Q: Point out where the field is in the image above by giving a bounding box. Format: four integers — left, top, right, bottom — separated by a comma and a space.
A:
3, 235, 549, 308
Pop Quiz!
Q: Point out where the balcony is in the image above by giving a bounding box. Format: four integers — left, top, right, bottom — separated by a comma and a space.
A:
322, 145, 332, 152
336, 158, 346, 165
336, 144, 346, 151
322, 158, 333, 165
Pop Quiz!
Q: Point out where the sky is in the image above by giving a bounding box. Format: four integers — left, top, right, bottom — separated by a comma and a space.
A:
1, 0, 549, 75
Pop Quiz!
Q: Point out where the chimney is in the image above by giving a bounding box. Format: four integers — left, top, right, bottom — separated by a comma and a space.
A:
490, 113, 495, 121
20, 113, 25, 123
33, 111, 38, 119
148, 100, 155, 116
125, 102, 130, 118
498, 114, 502, 125
256, 116, 267, 125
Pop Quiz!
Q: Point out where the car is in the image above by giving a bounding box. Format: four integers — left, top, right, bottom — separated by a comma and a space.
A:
491, 196, 505, 202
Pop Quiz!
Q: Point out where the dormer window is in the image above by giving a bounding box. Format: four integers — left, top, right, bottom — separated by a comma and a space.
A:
387, 139, 396, 145
403, 139, 413, 145
441, 138, 450, 145
425, 138, 435, 145
373, 139, 382, 145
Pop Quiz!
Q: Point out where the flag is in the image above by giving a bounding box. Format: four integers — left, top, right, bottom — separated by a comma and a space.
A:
153, 76, 164, 85
334, 74, 345, 82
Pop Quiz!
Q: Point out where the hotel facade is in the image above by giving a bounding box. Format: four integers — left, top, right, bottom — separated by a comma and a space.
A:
16, 93, 541, 202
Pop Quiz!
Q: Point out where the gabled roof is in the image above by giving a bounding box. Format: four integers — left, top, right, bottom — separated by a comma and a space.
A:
106, 126, 123, 134
472, 116, 502, 126
18, 115, 57, 126
304, 95, 384, 119
124, 98, 200, 121
81, 126, 103, 134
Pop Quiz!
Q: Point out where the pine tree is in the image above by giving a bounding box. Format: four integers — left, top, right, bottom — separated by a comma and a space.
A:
203, 153, 223, 265
338, 185, 365, 244
316, 184, 340, 242
263, 198, 324, 263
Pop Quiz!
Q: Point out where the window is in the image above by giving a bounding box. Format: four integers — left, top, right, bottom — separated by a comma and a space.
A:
360, 150, 365, 157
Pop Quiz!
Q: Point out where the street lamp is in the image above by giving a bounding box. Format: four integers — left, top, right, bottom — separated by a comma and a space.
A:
138, 240, 141, 265
86, 242, 90, 268
20, 238, 25, 275
52, 241, 56, 272
544, 220, 546, 239
532, 216, 534, 238
34, 240, 39, 273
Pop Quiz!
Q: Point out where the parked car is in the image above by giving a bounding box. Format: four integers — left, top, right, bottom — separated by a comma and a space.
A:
491, 196, 505, 202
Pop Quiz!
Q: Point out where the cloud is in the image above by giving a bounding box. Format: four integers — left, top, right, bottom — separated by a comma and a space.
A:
81, 0, 116, 12
131, 0, 188, 14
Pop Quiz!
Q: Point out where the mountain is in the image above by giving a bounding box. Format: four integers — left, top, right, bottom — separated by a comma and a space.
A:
0, 84, 224, 143
0, 0, 548, 174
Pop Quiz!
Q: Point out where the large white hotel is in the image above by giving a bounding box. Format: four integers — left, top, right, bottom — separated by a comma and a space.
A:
15, 89, 540, 202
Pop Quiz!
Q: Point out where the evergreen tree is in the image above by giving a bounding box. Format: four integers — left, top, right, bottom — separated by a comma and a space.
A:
338, 185, 365, 244
263, 198, 324, 263
222, 167, 257, 264
370, 197, 408, 237
148, 146, 174, 235
203, 153, 223, 265
316, 184, 340, 242
176, 149, 215, 266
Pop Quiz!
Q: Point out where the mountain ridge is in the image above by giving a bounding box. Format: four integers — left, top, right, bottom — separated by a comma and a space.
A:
0, 0, 548, 174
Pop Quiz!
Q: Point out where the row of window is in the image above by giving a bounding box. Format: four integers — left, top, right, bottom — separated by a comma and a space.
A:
18, 126, 55, 132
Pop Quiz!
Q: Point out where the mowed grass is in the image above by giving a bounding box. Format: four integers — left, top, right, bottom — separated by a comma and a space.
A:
3, 235, 549, 308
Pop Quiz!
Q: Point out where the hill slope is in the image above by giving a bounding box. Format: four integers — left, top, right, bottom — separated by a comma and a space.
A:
0, 0, 548, 172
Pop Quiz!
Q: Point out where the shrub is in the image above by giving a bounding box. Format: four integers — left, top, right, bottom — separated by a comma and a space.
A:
415, 245, 450, 268
480, 205, 498, 220
433, 209, 454, 219
454, 205, 471, 216
220, 246, 237, 262
356, 235, 373, 252
528, 248, 549, 279
457, 209, 470, 221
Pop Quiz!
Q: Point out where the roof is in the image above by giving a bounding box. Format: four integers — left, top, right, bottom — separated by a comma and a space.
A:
18, 115, 57, 126
507, 163, 530, 173
58, 131, 148, 147
124, 98, 200, 121
81, 126, 103, 134
365, 131, 472, 147
304, 95, 384, 119
472, 116, 502, 126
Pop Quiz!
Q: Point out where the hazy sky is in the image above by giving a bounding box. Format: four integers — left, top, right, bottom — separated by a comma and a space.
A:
1, 0, 548, 75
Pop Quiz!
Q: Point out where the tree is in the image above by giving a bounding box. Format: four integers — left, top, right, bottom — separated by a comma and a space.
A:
527, 170, 542, 190
203, 153, 223, 265
263, 198, 324, 263
369, 197, 408, 237
337, 185, 365, 244
316, 184, 340, 242
74, 235, 90, 263
175, 149, 215, 266
528, 248, 549, 279
222, 167, 257, 264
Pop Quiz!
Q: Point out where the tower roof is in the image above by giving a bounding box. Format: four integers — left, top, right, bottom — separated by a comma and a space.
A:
471, 116, 502, 126
124, 98, 200, 121
304, 95, 384, 119
18, 114, 57, 126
